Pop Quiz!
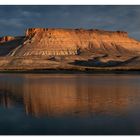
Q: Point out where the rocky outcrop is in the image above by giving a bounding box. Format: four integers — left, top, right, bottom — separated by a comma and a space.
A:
0, 36, 15, 43
0, 36, 24, 56
1, 28, 140, 70
7, 28, 140, 57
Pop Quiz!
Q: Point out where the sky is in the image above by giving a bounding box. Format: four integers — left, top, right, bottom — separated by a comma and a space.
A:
0, 5, 140, 40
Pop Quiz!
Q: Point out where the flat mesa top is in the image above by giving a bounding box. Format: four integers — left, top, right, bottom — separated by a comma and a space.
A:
26, 27, 127, 33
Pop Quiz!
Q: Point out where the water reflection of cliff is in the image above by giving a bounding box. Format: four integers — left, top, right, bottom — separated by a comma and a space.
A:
0, 74, 139, 117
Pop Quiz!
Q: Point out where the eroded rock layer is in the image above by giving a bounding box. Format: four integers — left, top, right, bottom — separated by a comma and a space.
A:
7, 28, 140, 57
0, 36, 15, 43
1, 28, 140, 70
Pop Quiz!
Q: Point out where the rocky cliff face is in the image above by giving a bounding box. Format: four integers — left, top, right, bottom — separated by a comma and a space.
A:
7, 28, 140, 57
0, 28, 140, 70
0, 36, 15, 43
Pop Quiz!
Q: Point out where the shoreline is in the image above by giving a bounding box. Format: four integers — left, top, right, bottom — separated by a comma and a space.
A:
1, 68, 140, 74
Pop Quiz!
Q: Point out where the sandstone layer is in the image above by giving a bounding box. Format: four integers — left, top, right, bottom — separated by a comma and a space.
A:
0, 28, 140, 71
0, 36, 16, 43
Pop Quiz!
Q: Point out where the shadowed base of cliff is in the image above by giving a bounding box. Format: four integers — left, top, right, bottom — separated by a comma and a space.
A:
1, 53, 140, 73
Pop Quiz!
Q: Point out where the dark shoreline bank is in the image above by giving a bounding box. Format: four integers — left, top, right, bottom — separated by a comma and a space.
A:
0, 68, 140, 74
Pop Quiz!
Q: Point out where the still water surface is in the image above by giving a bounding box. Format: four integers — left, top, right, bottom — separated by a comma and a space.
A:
0, 74, 140, 135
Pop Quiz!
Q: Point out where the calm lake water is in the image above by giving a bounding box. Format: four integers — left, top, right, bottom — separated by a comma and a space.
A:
0, 73, 140, 135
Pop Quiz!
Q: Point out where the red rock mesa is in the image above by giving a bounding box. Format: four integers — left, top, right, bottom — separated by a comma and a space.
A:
0, 28, 140, 70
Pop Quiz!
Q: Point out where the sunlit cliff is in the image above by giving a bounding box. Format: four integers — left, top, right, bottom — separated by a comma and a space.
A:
0, 28, 140, 70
